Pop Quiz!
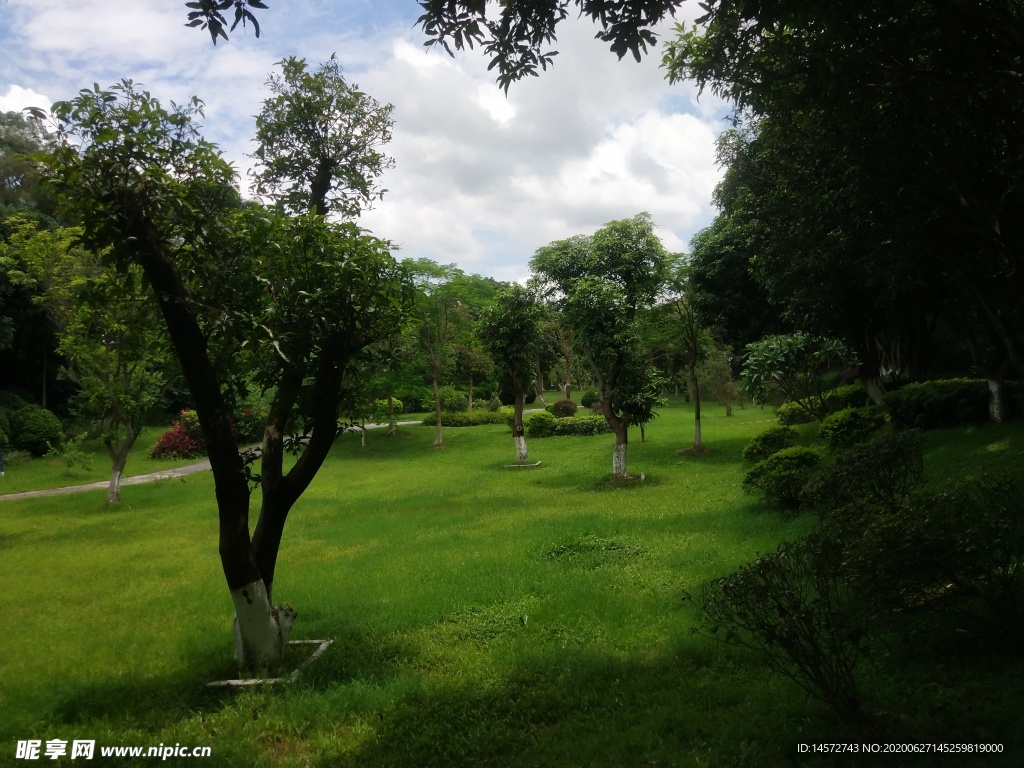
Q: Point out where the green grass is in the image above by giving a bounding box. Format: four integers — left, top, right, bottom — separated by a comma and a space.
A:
1, 402, 1021, 767
0, 424, 192, 495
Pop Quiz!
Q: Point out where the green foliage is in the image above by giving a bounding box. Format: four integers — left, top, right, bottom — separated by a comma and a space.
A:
421, 410, 507, 427
0, 390, 30, 411
549, 398, 578, 418
580, 390, 599, 408
777, 383, 869, 425
44, 431, 92, 476
818, 406, 885, 451
695, 345, 742, 413
692, 537, 866, 723
526, 411, 556, 438
742, 333, 854, 421
251, 56, 395, 217
150, 410, 206, 459
10, 405, 64, 457
369, 398, 403, 424
0, 426, 9, 452
775, 401, 814, 426
802, 429, 924, 513
436, 385, 469, 413
741, 425, 798, 462
884, 379, 994, 429
527, 411, 611, 438
743, 446, 820, 508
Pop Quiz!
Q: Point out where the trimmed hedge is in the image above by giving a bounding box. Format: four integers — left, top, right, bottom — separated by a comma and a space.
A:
528, 411, 610, 437
580, 390, 599, 408
882, 378, 1020, 429
818, 406, 886, 450
421, 410, 507, 427
742, 425, 799, 462
743, 446, 820, 508
10, 406, 65, 457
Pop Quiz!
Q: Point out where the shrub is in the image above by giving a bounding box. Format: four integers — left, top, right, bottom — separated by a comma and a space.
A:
775, 401, 815, 425
233, 407, 268, 443
10, 406, 65, 457
580, 390, 599, 408
420, 410, 506, 427
436, 385, 469, 413
741, 425, 798, 462
0, 426, 10, 452
551, 415, 611, 436
743, 446, 820, 508
803, 430, 924, 516
692, 537, 867, 724
151, 410, 206, 459
823, 383, 870, 411
549, 398, 578, 418
883, 378, 991, 429
526, 411, 556, 438
818, 406, 885, 450
0, 407, 10, 437
369, 398, 403, 425
0, 390, 31, 411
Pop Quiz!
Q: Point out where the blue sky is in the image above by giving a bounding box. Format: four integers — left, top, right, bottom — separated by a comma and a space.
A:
0, 0, 730, 283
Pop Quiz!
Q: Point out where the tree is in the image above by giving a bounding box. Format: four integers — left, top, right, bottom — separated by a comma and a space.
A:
663, 1, 1024, 411
695, 344, 741, 416
742, 333, 853, 422
531, 212, 668, 479
406, 259, 467, 447
664, 260, 711, 450
37, 79, 410, 669
1, 219, 169, 503
478, 285, 543, 463
251, 56, 395, 218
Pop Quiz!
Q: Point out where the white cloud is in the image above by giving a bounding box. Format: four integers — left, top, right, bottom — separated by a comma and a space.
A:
0, 0, 729, 280
0, 84, 51, 112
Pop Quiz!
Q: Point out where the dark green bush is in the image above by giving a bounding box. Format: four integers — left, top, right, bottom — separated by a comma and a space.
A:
0, 426, 10, 452
775, 401, 815, 425
526, 411, 556, 437
818, 406, 885, 450
802, 429, 923, 513
435, 385, 469, 413
741, 425, 798, 462
549, 398, 578, 418
10, 406, 65, 457
0, 407, 10, 437
692, 537, 867, 724
883, 378, 990, 429
421, 410, 506, 427
743, 446, 820, 508
0, 390, 31, 411
580, 390, 599, 408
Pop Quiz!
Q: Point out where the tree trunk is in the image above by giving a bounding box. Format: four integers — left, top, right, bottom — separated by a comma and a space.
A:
387, 391, 397, 435
231, 579, 294, 669
432, 361, 443, 446
104, 420, 136, 505
612, 438, 628, 479
360, 420, 366, 448
468, 371, 474, 410
535, 355, 547, 405
692, 373, 703, 449
512, 366, 528, 463
988, 378, 1006, 424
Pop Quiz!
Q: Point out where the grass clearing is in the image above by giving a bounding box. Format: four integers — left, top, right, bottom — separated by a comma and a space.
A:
1, 401, 1021, 766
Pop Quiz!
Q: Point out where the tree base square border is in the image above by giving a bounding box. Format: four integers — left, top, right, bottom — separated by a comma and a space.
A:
206, 639, 333, 688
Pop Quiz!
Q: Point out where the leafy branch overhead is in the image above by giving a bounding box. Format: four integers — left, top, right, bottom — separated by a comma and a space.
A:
185, 0, 268, 43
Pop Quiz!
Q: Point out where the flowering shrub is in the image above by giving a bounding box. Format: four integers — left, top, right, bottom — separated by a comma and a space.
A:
151, 410, 206, 459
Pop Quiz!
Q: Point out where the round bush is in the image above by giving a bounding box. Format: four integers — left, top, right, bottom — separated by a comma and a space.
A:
818, 406, 885, 451
743, 446, 820, 508
742, 425, 798, 462
549, 398, 578, 418
0, 390, 31, 411
580, 390, 599, 408
776, 401, 815, 426
526, 411, 557, 438
11, 406, 65, 457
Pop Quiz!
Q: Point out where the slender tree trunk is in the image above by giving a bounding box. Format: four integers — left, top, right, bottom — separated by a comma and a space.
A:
535, 353, 547, 405
691, 370, 702, 449
988, 377, 1006, 424
387, 391, 397, 435
432, 360, 443, 446
612, 424, 628, 479
104, 420, 137, 504
512, 365, 529, 463
468, 371, 474, 410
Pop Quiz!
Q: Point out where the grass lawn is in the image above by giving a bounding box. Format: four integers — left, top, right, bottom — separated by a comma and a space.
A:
0, 424, 188, 495
1, 401, 1021, 766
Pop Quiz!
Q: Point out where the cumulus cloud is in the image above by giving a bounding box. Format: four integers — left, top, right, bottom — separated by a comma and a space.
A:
0, 0, 729, 281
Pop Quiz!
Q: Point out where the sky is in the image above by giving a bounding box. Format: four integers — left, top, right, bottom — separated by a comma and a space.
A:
0, 0, 731, 284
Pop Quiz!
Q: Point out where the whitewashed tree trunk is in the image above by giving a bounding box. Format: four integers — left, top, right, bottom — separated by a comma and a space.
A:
988, 379, 1005, 424
107, 469, 122, 504
231, 580, 294, 669
515, 435, 529, 463
612, 443, 627, 479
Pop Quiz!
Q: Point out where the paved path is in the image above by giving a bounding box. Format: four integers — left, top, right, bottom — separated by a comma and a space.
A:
0, 420, 426, 502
